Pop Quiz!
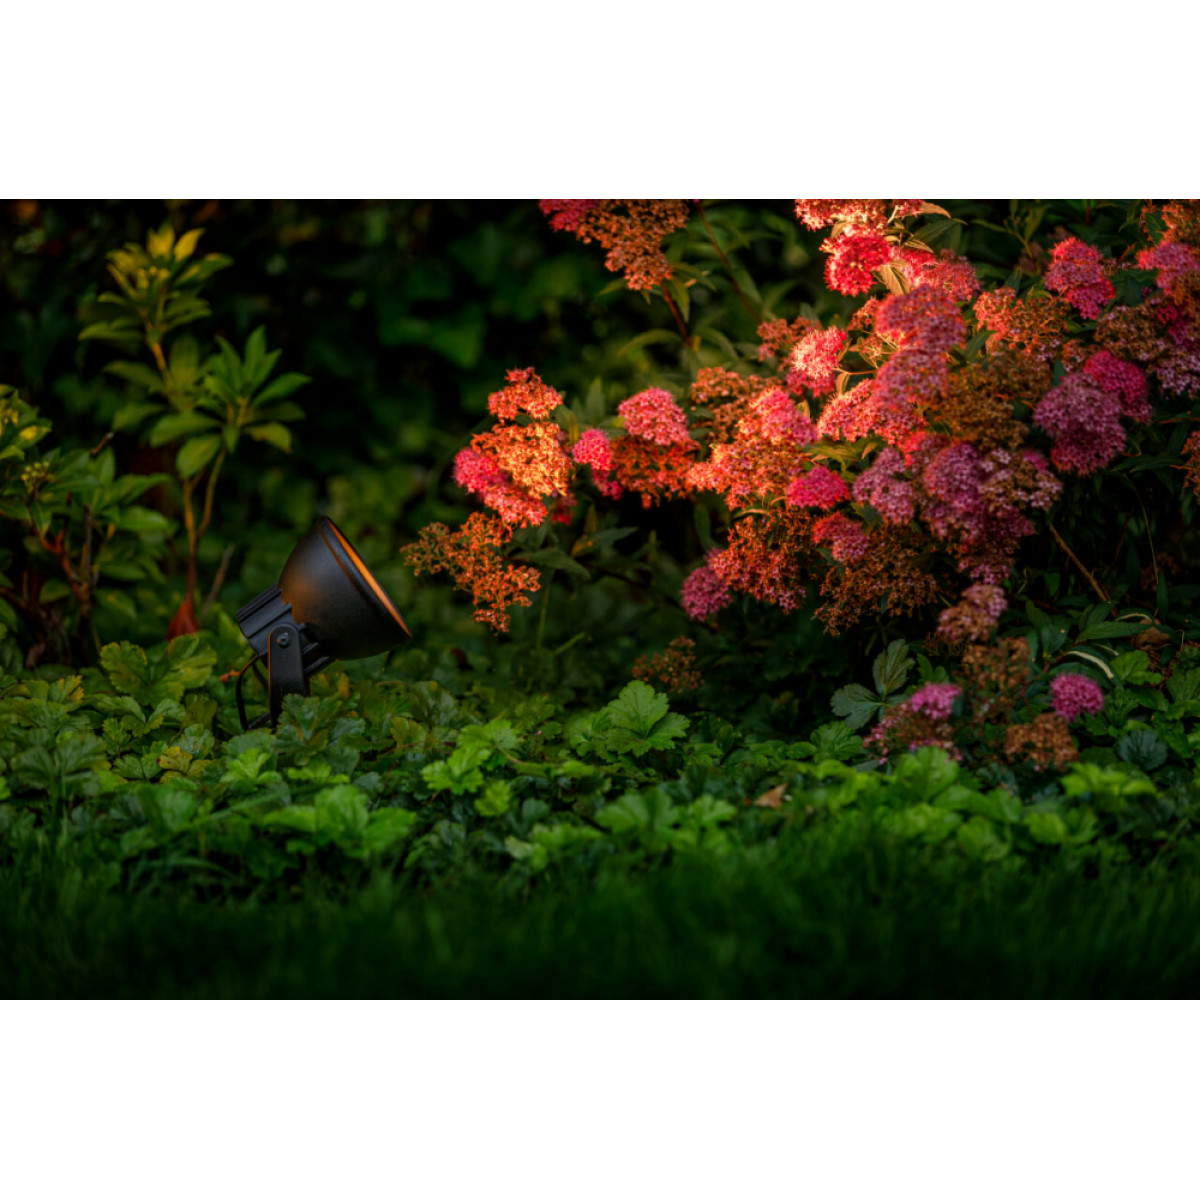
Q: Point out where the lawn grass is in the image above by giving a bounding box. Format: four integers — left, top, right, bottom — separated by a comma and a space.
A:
5, 823, 1200, 998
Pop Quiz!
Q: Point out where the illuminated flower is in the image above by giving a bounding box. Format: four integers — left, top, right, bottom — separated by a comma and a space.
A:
974, 288, 1068, 361
572, 428, 622, 497
1050, 673, 1105, 723
789, 328, 847, 396
619, 388, 693, 445
744, 389, 817, 445
823, 230, 893, 295
611, 436, 696, 506
876, 285, 966, 353
1137, 242, 1200, 296
452, 446, 545, 527
487, 367, 564, 422
538, 200, 598, 233
817, 379, 875, 442
1045, 237, 1114, 320
785, 464, 848, 509
896, 248, 980, 302
541, 199, 691, 290
402, 513, 541, 634
794, 199, 888, 231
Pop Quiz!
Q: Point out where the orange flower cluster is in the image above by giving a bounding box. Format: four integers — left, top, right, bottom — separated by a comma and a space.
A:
632, 637, 702, 694
816, 525, 940, 634
1004, 714, 1079, 771
540, 200, 691, 291
974, 288, 1068, 361
402, 513, 541, 634
611, 435, 697, 507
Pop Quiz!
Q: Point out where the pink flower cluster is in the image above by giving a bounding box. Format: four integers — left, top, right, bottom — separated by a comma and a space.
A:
453, 446, 545, 527
1082, 350, 1151, 423
876, 286, 966, 353
571, 428, 622, 497
538, 200, 598, 233
746, 389, 817, 445
789, 328, 847, 396
785, 465, 848, 509
1137, 242, 1200, 296
681, 562, 733, 621
1050, 673, 1105, 723
812, 513, 870, 563
1033, 373, 1126, 475
896, 249, 980, 302
619, 388, 692, 445
909, 683, 962, 720
1045, 237, 1114, 320
852, 448, 915, 523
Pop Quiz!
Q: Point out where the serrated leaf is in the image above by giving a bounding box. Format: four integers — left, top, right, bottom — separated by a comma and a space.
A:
872, 639, 914, 698
831, 683, 882, 730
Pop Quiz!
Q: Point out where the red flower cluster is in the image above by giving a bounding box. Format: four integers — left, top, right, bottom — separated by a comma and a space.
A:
618, 388, 693, 445
1045, 237, 1114, 320
785, 465, 849, 510
571, 428, 621, 498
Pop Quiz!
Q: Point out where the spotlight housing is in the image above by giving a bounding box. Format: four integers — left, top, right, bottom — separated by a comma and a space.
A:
234, 517, 410, 729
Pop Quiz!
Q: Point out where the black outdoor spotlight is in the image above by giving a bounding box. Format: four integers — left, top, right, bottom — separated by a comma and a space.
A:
233, 517, 410, 730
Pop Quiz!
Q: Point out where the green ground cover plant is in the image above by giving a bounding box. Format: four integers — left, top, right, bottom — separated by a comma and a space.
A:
4, 199, 1200, 997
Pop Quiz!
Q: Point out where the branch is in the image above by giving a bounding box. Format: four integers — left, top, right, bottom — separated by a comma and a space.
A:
1048, 521, 1110, 603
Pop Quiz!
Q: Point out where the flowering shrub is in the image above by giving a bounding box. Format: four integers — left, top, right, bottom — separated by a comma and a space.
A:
398, 199, 1200, 776
406, 197, 1200, 690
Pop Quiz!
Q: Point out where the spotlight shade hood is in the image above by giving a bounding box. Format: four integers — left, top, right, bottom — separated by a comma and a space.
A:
279, 517, 410, 661
234, 516, 410, 729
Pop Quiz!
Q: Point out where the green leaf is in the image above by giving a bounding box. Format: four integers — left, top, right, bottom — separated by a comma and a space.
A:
176, 434, 221, 477
1115, 730, 1167, 773
522, 547, 590, 580
1078, 621, 1142, 642
811, 722, 863, 762
112, 506, 170, 534
245, 422, 293, 452
598, 681, 689, 757
104, 361, 165, 392
831, 683, 881, 730
475, 780, 514, 817
150, 411, 218, 446
251, 372, 310, 406
362, 808, 418, 854
872, 639, 914, 698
